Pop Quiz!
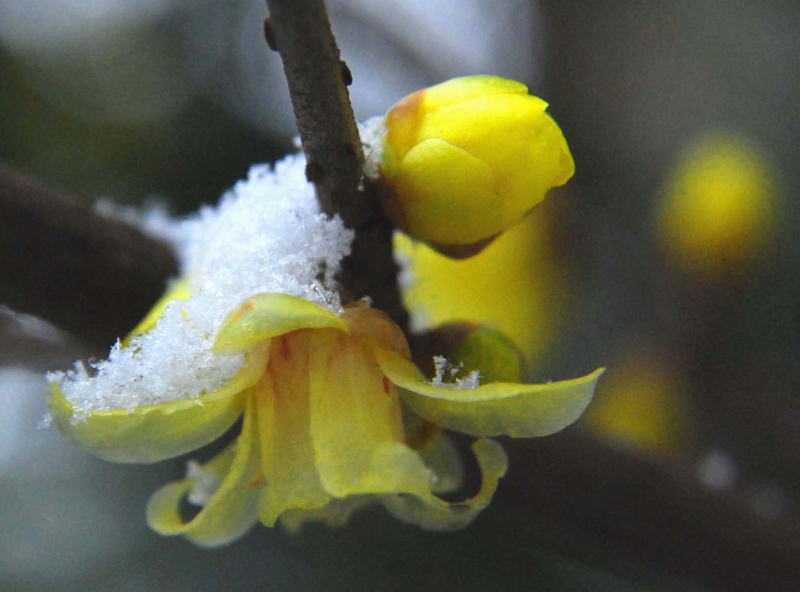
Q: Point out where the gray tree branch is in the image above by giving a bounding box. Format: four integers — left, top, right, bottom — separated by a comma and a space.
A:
0, 163, 178, 345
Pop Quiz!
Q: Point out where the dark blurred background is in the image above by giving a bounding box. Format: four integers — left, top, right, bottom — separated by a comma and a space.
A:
1, 0, 798, 590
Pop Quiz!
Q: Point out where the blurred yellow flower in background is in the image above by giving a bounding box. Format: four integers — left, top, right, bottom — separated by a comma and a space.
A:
396, 209, 566, 367
580, 347, 692, 458
655, 132, 779, 276
379, 76, 574, 254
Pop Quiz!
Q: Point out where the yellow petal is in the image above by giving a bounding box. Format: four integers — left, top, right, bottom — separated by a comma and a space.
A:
382, 438, 507, 531
385, 76, 529, 162
390, 137, 497, 245
421, 75, 529, 113
48, 344, 267, 463
308, 330, 432, 498
395, 210, 566, 361
416, 93, 548, 162
416, 432, 464, 495
213, 293, 348, 355
492, 112, 574, 227
377, 349, 604, 438
413, 96, 567, 243
342, 304, 411, 359
256, 332, 331, 526
146, 394, 261, 547
123, 278, 191, 345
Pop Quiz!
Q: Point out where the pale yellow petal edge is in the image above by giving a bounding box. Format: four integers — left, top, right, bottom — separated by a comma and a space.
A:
377, 349, 604, 438
48, 344, 268, 463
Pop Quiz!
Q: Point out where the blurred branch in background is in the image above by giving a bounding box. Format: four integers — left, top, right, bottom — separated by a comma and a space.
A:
504, 431, 800, 591
0, 163, 178, 346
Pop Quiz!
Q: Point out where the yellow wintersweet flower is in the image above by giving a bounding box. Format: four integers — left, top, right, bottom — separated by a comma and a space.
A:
49, 292, 602, 546
655, 132, 779, 276
378, 76, 574, 253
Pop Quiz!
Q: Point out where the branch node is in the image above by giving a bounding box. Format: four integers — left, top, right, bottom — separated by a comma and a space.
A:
340, 61, 353, 86
263, 18, 278, 51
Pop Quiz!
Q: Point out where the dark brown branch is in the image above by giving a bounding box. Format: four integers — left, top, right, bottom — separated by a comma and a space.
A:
0, 163, 179, 345
502, 430, 800, 591
264, 0, 407, 329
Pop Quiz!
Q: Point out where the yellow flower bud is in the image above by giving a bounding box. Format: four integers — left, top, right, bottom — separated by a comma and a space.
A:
379, 76, 574, 251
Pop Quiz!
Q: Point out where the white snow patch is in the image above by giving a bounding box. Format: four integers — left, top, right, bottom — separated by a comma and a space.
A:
186, 460, 222, 507
429, 355, 481, 390
49, 154, 353, 414
359, 116, 386, 180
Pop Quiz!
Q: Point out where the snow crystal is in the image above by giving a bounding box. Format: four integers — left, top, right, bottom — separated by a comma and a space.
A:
359, 116, 386, 181
37, 412, 53, 430
428, 355, 481, 390
49, 154, 354, 414
186, 460, 221, 507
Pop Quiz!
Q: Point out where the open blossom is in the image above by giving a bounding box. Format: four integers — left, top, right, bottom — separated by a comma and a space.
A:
374, 76, 574, 254
46, 151, 602, 546
50, 291, 600, 546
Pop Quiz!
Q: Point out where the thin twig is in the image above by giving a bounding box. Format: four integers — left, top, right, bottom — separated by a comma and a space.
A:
264, 0, 408, 329
0, 163, 178, 345
264, 0, 366, 227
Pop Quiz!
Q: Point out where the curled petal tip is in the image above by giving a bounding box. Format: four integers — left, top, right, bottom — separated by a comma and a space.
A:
213, 293, 348, 355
